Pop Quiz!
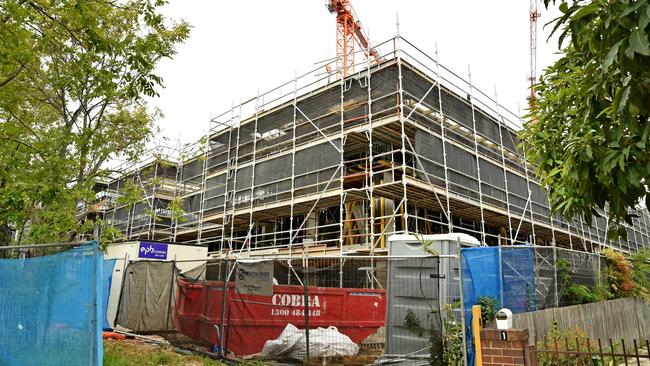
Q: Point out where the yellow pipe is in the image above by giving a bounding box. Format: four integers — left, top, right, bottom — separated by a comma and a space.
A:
380, 196, 385, 248
472, 305, 483, 366
379, 177, 385, 249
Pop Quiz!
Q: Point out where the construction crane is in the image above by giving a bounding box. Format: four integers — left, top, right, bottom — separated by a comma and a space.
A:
326, 0, 380, 79
529, 0, 541, 105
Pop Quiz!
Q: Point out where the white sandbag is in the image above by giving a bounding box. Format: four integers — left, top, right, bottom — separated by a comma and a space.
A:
260, 324, 358, 360
260, 323, 303, 357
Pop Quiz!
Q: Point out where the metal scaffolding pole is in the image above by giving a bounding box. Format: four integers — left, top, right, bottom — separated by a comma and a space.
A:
468, 65, 486, 244
493, 87, 514, 245
435, 44, 453, 234
592, 210, 604, 251
577, 216, 589, 251
567, 217, 575, 250
289, 71, 298, 255
396, 33, 410, 235
197, 123, 213, 245
366, 42, 376, 252
228, 100, 243, 250
147, 163, 159, 240
517, 104, 537, 246
642, 212, 650, 246
171, 150, 184, 243
219, 103, 236, 252
338, 56, 347, 287
246, 90, 261, 252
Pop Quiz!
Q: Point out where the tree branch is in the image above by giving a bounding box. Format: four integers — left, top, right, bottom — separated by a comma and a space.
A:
0, 63, 26, 89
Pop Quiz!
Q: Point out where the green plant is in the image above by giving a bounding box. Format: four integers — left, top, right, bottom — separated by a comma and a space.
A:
557, 257, 603, 305
402, 308, 448, 364
116, 179, 145, 208
403, 309, 424, 338
527, 282, 536, 311
556, 258, 571, 294
167, 196, 187, 224
441, 302, 464, 366
537, 321, 591, 366
631, 249, 650, 299
566, 284, 599, 304
414, 233, 439, 256
97, 219, 126, 253
475, 296, 498, 324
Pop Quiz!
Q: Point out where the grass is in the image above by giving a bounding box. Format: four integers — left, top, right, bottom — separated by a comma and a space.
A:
103, 339, 227, 366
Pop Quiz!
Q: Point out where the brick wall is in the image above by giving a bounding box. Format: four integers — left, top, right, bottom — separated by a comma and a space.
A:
480, 329, 530, 366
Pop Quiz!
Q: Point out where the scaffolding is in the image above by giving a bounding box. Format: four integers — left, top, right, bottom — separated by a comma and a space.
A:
96, 35, 650, 256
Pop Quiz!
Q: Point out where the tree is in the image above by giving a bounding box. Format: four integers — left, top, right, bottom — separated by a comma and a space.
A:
0, 0, 190, 245
520, 0, 650, 238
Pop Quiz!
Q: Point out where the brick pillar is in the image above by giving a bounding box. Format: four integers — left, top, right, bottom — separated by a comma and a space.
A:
480, 329, 531, 366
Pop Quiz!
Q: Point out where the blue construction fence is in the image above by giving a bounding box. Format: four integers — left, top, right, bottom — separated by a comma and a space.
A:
0, 241, 115, 366
461, 246, 536, 365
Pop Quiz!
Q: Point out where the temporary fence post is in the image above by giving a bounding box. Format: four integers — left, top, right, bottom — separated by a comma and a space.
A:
219, 259, 232, 357
114, 253, 130, 327
165, 259, 176, 331
458, 238, 469, 366
303, 254, 310, 363
94, 242, 103, 366
498, 240, 504, 307
552, 246, 559, 308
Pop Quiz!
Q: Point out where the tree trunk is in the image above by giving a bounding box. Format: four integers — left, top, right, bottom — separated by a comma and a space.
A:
0, 223, 13, 246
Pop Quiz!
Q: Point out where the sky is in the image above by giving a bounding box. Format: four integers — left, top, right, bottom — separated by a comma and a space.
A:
148, 0, 562, 148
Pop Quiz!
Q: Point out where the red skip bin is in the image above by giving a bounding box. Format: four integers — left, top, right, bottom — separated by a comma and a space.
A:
175, 278, 386, 356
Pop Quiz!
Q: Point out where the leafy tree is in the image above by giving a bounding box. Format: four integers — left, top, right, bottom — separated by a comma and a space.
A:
0, 0, 189, 245
520, 0, 650, 238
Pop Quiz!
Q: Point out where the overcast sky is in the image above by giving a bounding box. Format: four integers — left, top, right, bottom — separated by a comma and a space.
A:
148, 1, 561, 147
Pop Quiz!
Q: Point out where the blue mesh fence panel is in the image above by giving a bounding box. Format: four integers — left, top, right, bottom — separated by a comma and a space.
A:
501, 247, 536, 313
103, 259, 116, 330
461, 247, 500, 366
0, 241, 102, 366
460, 246, 536, 363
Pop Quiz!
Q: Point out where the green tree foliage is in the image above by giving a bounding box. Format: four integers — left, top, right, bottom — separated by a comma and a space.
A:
520, 0, 650, 238
0, 0, 189, 245
167, 196, 187, 224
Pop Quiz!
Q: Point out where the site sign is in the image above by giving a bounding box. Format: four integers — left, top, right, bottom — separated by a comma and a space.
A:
235, 261, 274, 296
138, 242, 168, 259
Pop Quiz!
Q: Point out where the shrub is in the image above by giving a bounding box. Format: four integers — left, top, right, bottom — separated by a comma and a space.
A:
475, 296, 498, 324
566, 284, 599, 304
441, 303, 463, 366
631, 250, 650, 300
603, 248, 635, 298
536, 321, 590, 366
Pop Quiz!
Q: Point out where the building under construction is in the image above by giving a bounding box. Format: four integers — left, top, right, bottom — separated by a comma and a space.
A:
95, 36, 650, 255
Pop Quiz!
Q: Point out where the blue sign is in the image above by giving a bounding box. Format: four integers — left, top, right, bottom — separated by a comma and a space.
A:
138, 242, 168, 259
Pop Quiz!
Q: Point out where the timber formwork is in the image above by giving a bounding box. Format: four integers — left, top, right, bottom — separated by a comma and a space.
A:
98, 36, 650, 255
